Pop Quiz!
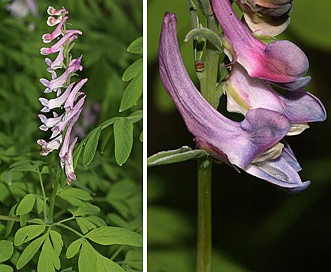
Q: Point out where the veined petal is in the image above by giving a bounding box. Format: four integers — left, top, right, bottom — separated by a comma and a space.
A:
211, 0, 309, 89
64, 78, 88, 111
39, 82, 73, 112
159, 12, 290, 169
40, 30, 81, 55
224, 63, 327, 126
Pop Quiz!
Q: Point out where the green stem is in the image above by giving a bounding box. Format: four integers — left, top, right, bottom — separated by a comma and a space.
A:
199, 15, 219, 108
196, 157, 212, 272
37, 169, 48, 222
49, 167, 61, 223
0, 215, 20, 222
195, 11, 219, 272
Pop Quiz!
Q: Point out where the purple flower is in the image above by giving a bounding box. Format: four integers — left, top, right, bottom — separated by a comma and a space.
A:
42, 16, 68, 43
59, 110, 82, 185
45, 47, 65, 70
37, 135, 62, 156
37, 6, 86, 184
159, 12, 310, 192
40, 30, 81, 55
210, 0, 310, 90
233, 0, 291, 36
224, 63, 327, 135
40, 57, 83, 92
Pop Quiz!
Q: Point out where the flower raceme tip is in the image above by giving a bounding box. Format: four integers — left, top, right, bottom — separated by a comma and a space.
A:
37, 6, 86, 185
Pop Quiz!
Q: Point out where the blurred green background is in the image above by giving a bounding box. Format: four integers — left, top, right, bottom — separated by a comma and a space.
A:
148, 1, 331, 271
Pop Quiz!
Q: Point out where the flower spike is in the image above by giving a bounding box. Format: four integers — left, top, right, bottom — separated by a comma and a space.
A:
37, 6, 87, 184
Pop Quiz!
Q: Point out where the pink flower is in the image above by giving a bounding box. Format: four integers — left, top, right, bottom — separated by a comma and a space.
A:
211, 0, 310, 90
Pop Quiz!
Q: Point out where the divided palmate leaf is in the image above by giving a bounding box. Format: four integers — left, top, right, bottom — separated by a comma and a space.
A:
16, 234, 47, 270
14, 224, 46, 246
37, 236, 61, 272
78, 240, 125, 272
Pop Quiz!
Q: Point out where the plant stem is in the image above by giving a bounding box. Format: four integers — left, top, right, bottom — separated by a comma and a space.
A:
196, 157, 212, 272
49, 166, 61, 223
37, 169, 48, 222
195, 11, 219, 272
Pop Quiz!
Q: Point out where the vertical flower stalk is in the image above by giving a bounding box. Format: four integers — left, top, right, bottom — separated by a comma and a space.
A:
37, 6, 87, 185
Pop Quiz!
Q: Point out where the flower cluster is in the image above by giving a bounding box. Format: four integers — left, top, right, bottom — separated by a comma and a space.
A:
159, 0, 326, 192
37, 6, 87, 185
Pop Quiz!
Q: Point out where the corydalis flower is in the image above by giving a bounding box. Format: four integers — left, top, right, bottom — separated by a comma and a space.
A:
211, 0, 309, 90
224, 63, 327, 135
233, 0, 292, 36
37, 6, 87, 185
7, 0, 38, 18
159, 13, 311, 192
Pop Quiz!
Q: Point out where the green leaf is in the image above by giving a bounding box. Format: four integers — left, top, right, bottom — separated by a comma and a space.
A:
113, 118, 134, 166
77, 240, 125, 272
14, 224, 46, 246
58, 188, 92, 201
37, 236, 61, 272
0, 240, 13, 263
78, 241, 97, 272
147, 146, 208, 166
76, 217, 97, 234
86, 216, 107, 227
49, 230, 63, 256
124, 249, 143, 270
85, 226, 142, 247
9, 160, 44, 173
35, 196, 44, 214
16, 234, 47, 270
69, 203, 100, 217
127, 110, 143, 123
66, 238, 83, 259
82, 126, 102, 167
5, 204, 17, 237
122, 58, 142, 82
185, 27, 223, 53
58, 188, 92, 207
119, 73, 143, 112
95, 251, 125, 272
16, 194, 36, 215
0, 183, 10, 202
127, 36, 142, 55
0, 264, 13, 272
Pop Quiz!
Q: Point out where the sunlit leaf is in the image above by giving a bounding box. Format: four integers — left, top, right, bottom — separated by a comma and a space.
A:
85, 226, 142, 247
